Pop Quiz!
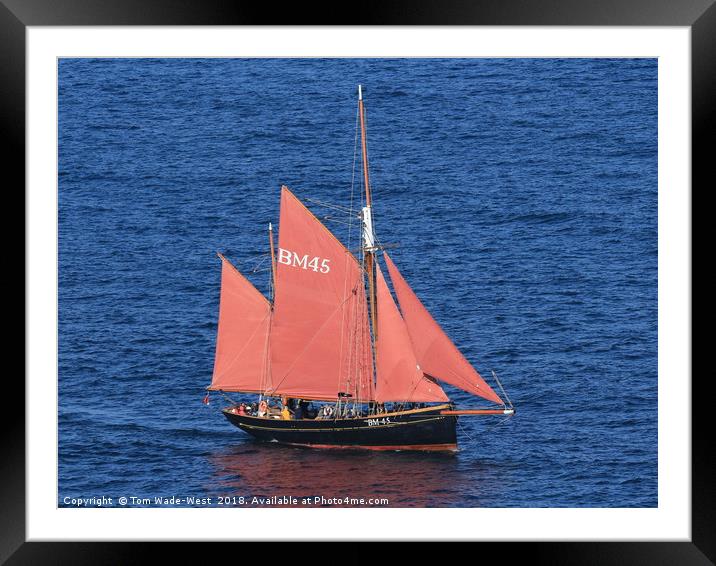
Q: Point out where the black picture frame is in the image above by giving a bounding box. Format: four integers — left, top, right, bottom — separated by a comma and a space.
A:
5, 1, 709, 563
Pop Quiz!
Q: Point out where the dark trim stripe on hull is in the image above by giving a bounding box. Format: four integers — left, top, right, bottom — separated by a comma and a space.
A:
281, 442, 458, 452
222, 407, 458, 452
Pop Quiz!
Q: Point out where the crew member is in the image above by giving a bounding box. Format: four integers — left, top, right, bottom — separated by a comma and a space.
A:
281, 398, 292, 420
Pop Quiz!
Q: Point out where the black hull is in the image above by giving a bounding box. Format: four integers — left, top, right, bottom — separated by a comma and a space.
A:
222, 405, 458, 452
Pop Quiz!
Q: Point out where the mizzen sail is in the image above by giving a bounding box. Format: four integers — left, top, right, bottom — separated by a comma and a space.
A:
268, 186, 373, 401
209, 254, 272, 392
374, 263, 448, 403
384, 253, 504, 405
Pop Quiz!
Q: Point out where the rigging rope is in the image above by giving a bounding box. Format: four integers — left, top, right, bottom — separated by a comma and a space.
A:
253, 254, 269, 271
320, 215, 355, 226
492, 369, 513, 408
456, 412, 514, 444
334, 105, 363, 409
303, 197, 354, 214
456, 417, 476, 442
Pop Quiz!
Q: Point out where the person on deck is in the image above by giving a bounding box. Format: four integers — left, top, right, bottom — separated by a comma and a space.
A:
293, 400, 305, 420
280, 398, 292, 420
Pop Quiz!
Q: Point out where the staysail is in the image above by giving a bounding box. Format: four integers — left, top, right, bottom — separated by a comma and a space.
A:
374, 263, 448, 403
268, 186, 373, 401
209, 254, 272, 392
383, 253, 504, 405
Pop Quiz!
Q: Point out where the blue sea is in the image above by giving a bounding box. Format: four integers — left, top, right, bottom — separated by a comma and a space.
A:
58, 58, 657, 508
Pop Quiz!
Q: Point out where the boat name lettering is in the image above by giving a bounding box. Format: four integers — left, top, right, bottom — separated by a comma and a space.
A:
277, 248, 331, 273
366, 417, 391, 426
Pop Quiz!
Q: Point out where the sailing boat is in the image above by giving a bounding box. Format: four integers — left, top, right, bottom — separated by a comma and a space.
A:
207, 85, 514, 452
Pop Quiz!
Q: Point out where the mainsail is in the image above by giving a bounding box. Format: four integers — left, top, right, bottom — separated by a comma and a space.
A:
209, 254, 272, 392
383, 253, 504, 405
267, 186, 373, 401
374, 263, 448, 403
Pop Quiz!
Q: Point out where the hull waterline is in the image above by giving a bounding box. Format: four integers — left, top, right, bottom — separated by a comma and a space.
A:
221, 405, 458, 452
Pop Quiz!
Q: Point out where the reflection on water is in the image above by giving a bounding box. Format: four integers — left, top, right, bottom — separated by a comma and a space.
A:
206, 439, 500, 507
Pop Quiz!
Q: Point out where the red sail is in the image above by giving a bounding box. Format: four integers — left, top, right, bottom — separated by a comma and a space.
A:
268, 187, 373, 401
384, 253, 504, 405
374, 263, 448, 403
209, 254, 272, 392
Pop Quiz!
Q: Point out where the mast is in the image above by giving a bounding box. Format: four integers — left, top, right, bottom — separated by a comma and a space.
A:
358, 84, 378, 345
268, 221, 276, 300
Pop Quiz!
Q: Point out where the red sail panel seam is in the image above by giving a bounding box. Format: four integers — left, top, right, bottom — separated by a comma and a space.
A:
270, 282, 359, 394
212, 310, 271, 383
